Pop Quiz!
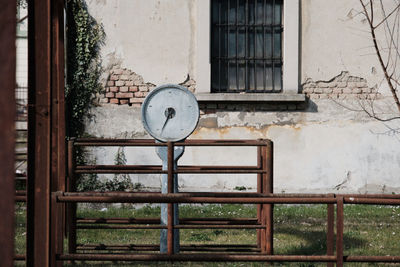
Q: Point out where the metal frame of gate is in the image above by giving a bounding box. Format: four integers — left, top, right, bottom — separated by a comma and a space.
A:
53, 138, 400, 266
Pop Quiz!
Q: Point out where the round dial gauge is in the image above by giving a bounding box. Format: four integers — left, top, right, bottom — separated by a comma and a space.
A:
141, 84, 199, 142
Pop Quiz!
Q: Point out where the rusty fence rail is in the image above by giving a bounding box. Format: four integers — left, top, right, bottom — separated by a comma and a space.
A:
19, 138, 400, 266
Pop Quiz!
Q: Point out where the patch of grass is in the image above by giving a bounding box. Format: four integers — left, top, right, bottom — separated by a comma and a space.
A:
14, 204, 400, 266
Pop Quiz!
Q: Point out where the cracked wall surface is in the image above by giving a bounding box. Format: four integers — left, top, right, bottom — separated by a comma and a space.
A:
84, 0, 400, 194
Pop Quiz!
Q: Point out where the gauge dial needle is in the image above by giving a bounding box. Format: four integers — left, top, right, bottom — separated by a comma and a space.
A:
161, 108, 174, 133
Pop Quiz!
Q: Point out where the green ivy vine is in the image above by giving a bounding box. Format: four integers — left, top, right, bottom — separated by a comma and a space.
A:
66, 0, 104, 137
66, 0, 105, 191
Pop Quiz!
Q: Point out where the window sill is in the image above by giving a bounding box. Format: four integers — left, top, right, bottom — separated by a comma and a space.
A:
195, 93, 306, 102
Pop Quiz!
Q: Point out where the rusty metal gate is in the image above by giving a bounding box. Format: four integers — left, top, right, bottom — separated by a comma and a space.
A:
21, 138, 398, 266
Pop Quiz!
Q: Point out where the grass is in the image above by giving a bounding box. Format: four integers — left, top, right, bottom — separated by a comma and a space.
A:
14, 203, 400, 266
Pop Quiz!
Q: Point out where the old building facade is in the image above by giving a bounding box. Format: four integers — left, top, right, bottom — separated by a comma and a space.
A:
84, 0, 400, 193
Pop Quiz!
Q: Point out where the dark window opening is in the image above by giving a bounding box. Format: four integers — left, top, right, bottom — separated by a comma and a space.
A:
211, 0, 283, 93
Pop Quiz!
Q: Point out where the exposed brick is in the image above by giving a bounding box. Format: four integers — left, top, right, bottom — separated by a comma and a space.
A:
109, 98, 119, 104
302, 88, 314, 94
367, 93, 378, 100
130, 98, 144, 103
119, 86, 129, 92
110, 74, 119, 81
313, 88, 323, 94
105, 92, 114, 98
99, 98, 109, 103
357, 82, 367, 87
129, 86, 139, 92
357, 94, 368, 99
105, 88, 110, 92
107, 81, 115, 86
116, 92, 134, 98
119, 99, 129, 105
134, 92, 146, 98
112, 69, 123, 75
329, 94, 339, 99
318, 83, 329, 88
332, 88, 343, 94
342, 88, 352, 94
120, 74, 129, 80
125, 80, 134, 86
109, 86, 119, 92
139, 86, 149, 92
319, 94, 329, 99
361, 87, 372, 93
122, 69, 131, 75
115, 80, 125, 86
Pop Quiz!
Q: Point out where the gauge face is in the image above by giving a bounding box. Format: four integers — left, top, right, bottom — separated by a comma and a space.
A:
141, 84, 199, 142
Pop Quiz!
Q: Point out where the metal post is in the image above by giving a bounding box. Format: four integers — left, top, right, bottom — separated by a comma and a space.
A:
50, 0, 66, 265
157, 142, 183, 253
167, 142, 174, 255
264, 140, 273, 254
336, 197, 344, 267
50, 192, 63, 267
327, 203, 334, 267
27, 0, 53, 265
0, 0, 16, 265
256, 144, 262, 249
67, 139, 77, 254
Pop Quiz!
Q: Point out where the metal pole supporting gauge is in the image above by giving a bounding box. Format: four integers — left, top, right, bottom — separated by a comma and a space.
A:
141, 84, 200, 253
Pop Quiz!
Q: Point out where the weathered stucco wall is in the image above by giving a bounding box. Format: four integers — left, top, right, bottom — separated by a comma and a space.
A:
84, 0, 400, 193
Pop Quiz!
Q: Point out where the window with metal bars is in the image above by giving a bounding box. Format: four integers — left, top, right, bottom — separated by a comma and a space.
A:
211, 0, 283, 93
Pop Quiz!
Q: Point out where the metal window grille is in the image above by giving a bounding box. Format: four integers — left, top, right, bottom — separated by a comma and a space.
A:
211, 0, 283, 93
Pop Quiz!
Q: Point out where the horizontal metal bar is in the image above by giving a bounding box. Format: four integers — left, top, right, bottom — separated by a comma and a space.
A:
64, 192, 400, 199
76, 244, 260, 252
15, 190, 27, 196
77, 224, 264, 230
77, 225, 167, 230
15, 196, 26, 202
56, 194, 337, 204
74, 165, 264, 174
57, 253, 337, 262
339, 194, 400, 199
73, 139, 270, 147
77, 217, 258, 225
345, 256, 400, 262
14, 254, 26, 261
344, 197, 400, 205
175, 224, 265, 229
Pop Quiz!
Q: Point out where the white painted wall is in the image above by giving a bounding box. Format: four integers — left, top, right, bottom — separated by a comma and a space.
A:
84, 0, 400, 193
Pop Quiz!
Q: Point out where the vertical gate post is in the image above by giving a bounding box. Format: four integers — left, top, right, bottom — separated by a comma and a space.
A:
0, 0, 16, 265
336, 196, 344, 267
26, 0, 52, 265
326, 201, 334, 267
256, 143, 263, 249
50, 0, 66, 265
264, 140, 273, 254
50, 192, 63, 267
167, 142, 175, 255
67, 139, 77, 254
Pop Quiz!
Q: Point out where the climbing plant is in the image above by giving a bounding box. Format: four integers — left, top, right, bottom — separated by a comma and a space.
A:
66, 0, 105, 191
66, 0, 104, 137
